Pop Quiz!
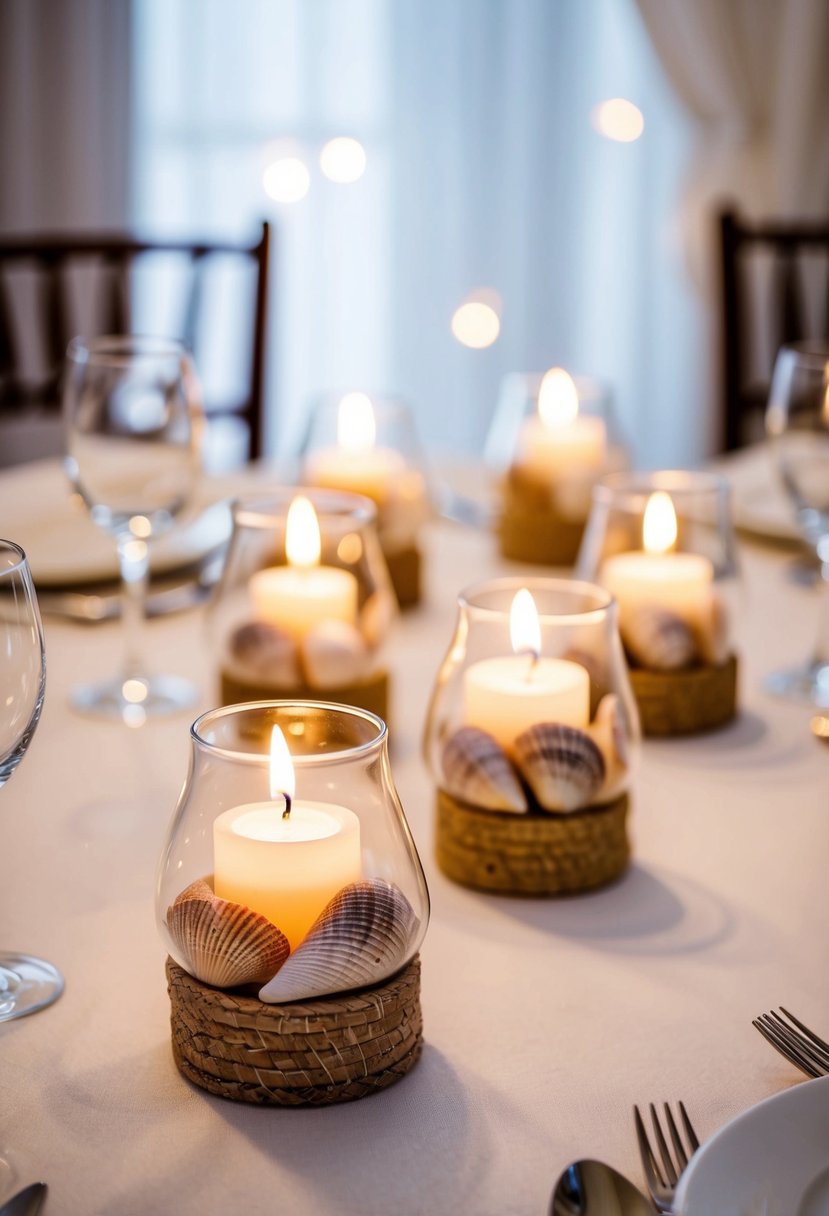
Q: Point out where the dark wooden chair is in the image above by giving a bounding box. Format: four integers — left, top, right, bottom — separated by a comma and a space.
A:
0, 221, 271, 465
719, 208, 829, 451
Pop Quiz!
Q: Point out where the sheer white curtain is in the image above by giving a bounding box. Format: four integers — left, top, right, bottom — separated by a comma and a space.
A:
130, 0, 700, 464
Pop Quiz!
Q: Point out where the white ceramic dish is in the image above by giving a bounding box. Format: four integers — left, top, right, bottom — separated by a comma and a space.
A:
718, 444, 800, 544
675, 1077, 829, 1216
0, 459, 236, 586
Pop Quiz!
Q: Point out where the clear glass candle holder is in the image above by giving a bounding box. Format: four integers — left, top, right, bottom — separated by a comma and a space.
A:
157, 701, 429, 997
209, 488, 396, 722
487, 368, 626, 567
577, 470, 740, 735
300, 392, 431, 606
424, 577, 639, 895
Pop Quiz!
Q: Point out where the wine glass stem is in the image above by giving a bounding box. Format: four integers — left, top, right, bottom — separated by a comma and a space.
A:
814, 560, 829, 667
117, 532, 150, 679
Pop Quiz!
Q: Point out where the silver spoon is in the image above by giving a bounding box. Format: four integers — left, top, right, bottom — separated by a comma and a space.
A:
550, 1159, 650, 1215
0, 1182, 47, 1216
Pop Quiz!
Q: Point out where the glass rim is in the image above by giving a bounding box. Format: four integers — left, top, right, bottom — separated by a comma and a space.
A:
777, 340, 829, 369
231, 487, 378, 529
592, 468, 730, 506
66, 334, 190, 367
458, 575, 614, 622
0, 538, 27, 576
190, 700, 388, 766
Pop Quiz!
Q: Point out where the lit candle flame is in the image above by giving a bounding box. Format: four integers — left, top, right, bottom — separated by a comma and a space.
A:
510, 588, 541, 659
643, 491, 677, 555
269, 725, 296, 807
538, 367, 579, 430
337, 392, 376, 453
285, 495, 321, 569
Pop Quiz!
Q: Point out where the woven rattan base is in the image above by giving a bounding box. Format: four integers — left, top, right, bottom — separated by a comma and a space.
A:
435, 790, 630, 895
383, 544, 421, 608
219, 668, 390, 724
630, 653, 738, 736
498, 474, 586, 567
167, 955, 423, 1106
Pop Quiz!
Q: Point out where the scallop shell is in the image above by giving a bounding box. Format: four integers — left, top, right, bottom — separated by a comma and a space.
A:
442, 726, 527, 813
589, 694, 630, 803
167, 879, 290, 989
562, 645, 607, 715
360, 589, 395, 649
514, 722, 605, 813
259, 879, 419, 1003
693, 594, 730, 666
228, 621, 301, 685
622, 605, 696, 671
301, 620, 369, 688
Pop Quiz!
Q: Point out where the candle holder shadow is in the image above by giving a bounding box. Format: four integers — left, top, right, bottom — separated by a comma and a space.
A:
166, 955, 422, 1106
435, 791, 630, 895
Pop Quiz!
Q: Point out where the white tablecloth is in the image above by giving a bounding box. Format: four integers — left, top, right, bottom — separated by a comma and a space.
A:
2, 493, 828, 1215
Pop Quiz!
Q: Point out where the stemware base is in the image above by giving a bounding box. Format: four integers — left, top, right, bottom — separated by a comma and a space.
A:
71, 673, 197, 724
0, 953, 64, 1022
765, 660, 829, 708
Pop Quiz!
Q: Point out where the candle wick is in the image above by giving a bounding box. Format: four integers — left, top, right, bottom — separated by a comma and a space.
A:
282, 793, 292, 820
522, 648, 540, 681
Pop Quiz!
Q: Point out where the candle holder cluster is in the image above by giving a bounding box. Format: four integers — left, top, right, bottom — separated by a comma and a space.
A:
489, 370, 625, 567
424, 578, 640, 896
577, 471, 740, 736
157, 702, 430, 1106
301, 393, 431, 607
211, 490, 396, 723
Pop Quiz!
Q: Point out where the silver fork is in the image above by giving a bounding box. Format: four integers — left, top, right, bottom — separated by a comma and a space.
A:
634, 1102, 700, 1213
753, 1007, 829, 1078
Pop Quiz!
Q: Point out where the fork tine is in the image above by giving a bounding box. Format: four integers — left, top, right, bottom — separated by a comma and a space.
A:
768, 1012, 829, 1071
649, 1102, 679, 1186
678, 1100, 700, 1153
662, 1103, 688, 1172
779, 1007, 829, 1056
752, 1016, 823, 1077
634, 1104, 666, 1190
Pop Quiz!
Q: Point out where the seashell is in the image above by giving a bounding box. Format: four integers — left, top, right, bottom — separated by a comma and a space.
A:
259, 879, 419, 1003
167, 879, 290, 989
442, 726, 527, 813
589, 694, 630, 803
360, 589, 395, 650
562, 645, 608, 716
514, 722, 605, 813
693, 593, 730, 666
301, 620, 369, 688
622, 605, 696, 671
228, 621, 301, 686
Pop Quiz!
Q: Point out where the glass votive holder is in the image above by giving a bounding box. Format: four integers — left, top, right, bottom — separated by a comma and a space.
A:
576, 470, 740, 736
156, 700, 430, 1106
209, 489, 396, 724
487, 368, 626, 567
423, 577, 640, 896
300, 392, 431, 607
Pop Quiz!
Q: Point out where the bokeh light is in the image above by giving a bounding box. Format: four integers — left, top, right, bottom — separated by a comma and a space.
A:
320, 137, 367, 184
592, 98, 644, 143
451, 300, 501, 349
263, 156, 311, 203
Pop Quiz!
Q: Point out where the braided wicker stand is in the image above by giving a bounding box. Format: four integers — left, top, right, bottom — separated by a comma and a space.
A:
498, 471, 586, 567
166, 955, 423, 1106
383, 544, 421, 608
220, 668, 390, 724
630, 653, 738, 736
435, 791, 630, 895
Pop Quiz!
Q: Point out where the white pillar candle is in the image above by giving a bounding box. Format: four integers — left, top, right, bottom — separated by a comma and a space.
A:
306, 392, 406, 504
213, 800, 362, 951
249, 495, 358, 643
517, 368, 607, 479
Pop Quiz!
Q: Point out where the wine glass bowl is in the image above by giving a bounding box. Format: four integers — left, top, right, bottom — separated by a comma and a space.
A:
0, 540, 63, 1020
765, 341, 829, 704
63, 335, 203, 722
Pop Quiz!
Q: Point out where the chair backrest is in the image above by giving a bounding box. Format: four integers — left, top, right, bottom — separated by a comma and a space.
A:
0, 222, 271, 463
719, 208, 829, 451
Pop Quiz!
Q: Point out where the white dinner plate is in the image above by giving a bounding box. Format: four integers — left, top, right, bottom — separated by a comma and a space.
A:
717, 444, 801, 544
675, 1077, 829, 1216
0, 458, 237, 586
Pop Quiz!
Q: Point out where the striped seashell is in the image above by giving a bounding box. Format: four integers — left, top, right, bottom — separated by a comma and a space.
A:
229, 621, 301, 686
442, 726, 527, 813
622, 605, 695, 671
259, 879, 418, 1003
589, 694, 630, 803
693, 593, 730, 666
360, 589, 395, 650
301, 619, 369, 689
514, 722, 605, 813
167, 879, 290, 990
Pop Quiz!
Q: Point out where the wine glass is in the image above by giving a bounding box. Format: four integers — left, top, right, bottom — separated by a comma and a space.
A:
765, 340, 829, 704
0, 539, 64, 1020
63, 335, 203, 723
